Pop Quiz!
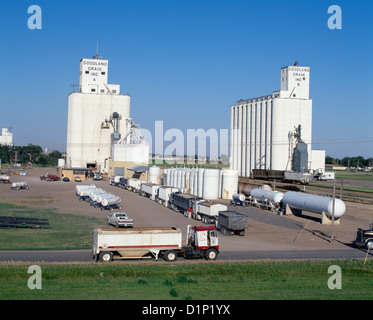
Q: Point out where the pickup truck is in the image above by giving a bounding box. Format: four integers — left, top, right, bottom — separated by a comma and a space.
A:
107, 212, 134, 228
45, 175, 60, 181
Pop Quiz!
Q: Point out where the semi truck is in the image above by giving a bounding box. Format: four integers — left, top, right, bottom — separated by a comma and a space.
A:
215, 211, 249, 236
139, 183, 160, 200
92, 225, 219, 262
192, 201, 228, 224
168, 192, 202, 216
155, 186, 180, 207
109, 176, 123, 186
355, 224, 373, 250
117, 178, 128, 189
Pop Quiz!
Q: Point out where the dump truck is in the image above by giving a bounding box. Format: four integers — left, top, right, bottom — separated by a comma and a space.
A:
355, 224, 373, 250
139, 183, 160, 200
155, 186, 180, 207
215, 211, 249, 236
192, 201, 228, 224
92, 225, 219, 262
168, 192, 202, 215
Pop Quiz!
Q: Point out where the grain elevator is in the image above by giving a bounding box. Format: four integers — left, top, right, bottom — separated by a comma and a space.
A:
66, 55, 149, 173
230, 63, 325, 178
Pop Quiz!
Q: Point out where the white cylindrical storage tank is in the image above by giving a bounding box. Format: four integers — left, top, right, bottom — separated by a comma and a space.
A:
197, 168, 205, 198
221, 169, 239, 199
202, 169, 220, 200
185, 170, 191, 193
218, 169, 223, 199
189, 170, 195, 195
180, 169, 186, 190
172, 168, 177, 187
193, 169, 198, 196
176, 169, 182, 188
232, 193, 245, 202
149, 166, 161, 184
169, 168, 174, 186
250, 189, 284, 204
282, 192, 346, 218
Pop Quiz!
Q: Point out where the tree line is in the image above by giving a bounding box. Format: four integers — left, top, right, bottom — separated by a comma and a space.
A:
0, 144, 62, 166
325, 156, 373, 168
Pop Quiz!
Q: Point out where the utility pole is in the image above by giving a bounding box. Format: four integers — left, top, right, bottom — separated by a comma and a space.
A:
331, 181, 336, 242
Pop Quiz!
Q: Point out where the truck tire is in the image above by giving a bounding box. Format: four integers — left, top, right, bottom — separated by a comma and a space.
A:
163, 250, 177, 262
221, 227, 230, 236
99, 251, 113, 262
205, 248, 218, 260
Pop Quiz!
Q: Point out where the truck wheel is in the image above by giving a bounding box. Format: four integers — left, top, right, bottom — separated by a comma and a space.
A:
99, 251, 113, 262
221, 227, 228, 236
205, 248, 218, 260
163, 250, 177, 262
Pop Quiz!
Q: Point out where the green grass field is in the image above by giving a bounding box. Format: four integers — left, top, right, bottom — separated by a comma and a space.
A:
0, 260, 372, 300
334, 171, 373, 182
0, 203, 103, 250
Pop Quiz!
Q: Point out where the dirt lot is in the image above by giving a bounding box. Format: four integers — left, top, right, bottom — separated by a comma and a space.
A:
1, 167, 373, 254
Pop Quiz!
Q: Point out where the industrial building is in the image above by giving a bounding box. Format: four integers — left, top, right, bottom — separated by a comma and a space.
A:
229, 63, 325, 178
66, 55, 149, 174
0, 128, 13, 146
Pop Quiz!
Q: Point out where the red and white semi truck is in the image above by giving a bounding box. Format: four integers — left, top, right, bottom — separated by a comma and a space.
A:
93, 225, 219, 262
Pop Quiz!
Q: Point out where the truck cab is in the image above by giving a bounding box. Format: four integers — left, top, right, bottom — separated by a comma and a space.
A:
355, 224, 373, 250
184, 225, 219, 260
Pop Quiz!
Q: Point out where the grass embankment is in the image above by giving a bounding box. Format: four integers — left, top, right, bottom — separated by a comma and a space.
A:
0, 203, 103, 250
0, 260, 372, 300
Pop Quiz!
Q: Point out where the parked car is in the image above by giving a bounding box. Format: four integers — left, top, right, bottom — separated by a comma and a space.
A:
75, 176, 82, 182
62, 177, 70, 182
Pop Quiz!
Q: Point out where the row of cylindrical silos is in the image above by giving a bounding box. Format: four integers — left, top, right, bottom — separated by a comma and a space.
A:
154, 167, 239, 200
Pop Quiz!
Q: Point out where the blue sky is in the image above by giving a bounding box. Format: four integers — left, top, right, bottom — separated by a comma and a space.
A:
0, 0, 372, 158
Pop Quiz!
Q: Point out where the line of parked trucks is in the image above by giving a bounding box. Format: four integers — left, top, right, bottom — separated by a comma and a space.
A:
111, 177, 249, 237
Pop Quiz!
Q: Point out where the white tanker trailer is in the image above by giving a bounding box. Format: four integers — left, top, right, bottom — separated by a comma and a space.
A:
10, 181, 29, 190
250, 189, 284, 204
281, 191, 346, 222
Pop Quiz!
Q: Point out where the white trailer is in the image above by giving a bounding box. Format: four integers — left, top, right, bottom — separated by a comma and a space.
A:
192, 201, 228, 224
92, 225, 219, 262
156, 186, 179, 207
139, 183, 160, 200
110, 176, 124, 186
126, 178, 142, 192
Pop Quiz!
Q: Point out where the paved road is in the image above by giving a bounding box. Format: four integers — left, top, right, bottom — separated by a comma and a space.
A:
0, 248, 371, 263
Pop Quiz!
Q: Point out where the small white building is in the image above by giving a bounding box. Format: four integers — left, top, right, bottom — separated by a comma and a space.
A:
230, 63, 325, 177
0, 128, 13, 146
